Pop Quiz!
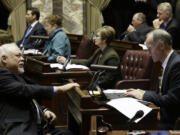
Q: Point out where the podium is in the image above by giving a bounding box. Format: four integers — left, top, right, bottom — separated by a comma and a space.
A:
24, 56, 92, 127
67, 85, 159, 135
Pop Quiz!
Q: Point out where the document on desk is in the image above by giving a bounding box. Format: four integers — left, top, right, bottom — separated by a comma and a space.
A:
50, 63, 89, 70
106, 97, 152, 123
23, 49, 42, 55
103, 89, 127, 99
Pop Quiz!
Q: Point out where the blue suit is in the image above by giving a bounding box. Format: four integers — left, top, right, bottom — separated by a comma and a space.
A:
17, 22, 46, 49
43, 28, 71, 63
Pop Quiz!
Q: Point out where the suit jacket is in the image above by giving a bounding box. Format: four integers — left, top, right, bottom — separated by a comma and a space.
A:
72, 46, 120, 66
72, 46, 122, 89
160, 18, 180, 50
43, 28, 71, 63
123, 24, 152, 43
143, 51, 180, 129
0, 67, 54, 135
17, 22, 46, 49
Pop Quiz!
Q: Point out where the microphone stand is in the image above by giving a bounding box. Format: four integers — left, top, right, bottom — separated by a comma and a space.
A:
87, 70, 106, 100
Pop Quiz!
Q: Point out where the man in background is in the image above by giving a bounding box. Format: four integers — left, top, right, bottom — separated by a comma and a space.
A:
153, 2, 180, 49
121, 12, 151, 44
17, 7, 46, 50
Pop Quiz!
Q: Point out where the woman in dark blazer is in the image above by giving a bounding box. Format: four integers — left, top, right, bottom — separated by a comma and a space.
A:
57, 26, 121, 88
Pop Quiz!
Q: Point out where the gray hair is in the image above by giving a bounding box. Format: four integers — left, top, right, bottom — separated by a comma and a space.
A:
147, 29, 173, 47
158, 2, 172, 16
0, 43, 18, 65
136, 12, 146, 23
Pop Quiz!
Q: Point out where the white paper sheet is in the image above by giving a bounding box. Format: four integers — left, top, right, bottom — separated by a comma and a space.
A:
106, 97, 152, 123
50, 63, 89, 70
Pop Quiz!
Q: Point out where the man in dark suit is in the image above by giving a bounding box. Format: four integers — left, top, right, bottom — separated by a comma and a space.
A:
126, 29, 180, 130
17, 7, 46, 50
153, 2, 180, 49
0, 43, 79, 135
121, 12, 152, 43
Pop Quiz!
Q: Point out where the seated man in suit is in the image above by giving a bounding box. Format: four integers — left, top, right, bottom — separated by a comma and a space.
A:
0, 43, 79, 135
126, 29, 180, 130
57, 26, 122, 89
153, 2, 180, 49
17, 7, 46, 50
121, 12, 152, 44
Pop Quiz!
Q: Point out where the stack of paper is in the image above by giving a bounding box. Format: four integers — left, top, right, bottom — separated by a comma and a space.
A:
50, 63, 89, 70
23, 49, 42, 55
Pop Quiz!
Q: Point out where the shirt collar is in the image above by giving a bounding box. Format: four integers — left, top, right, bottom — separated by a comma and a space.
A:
162, 50, 174, 70
30, 21, 38, 28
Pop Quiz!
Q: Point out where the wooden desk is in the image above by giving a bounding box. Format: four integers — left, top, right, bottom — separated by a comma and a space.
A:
24, 56, 92, 127
67, 85, 159, 135
24, 56, 92, 86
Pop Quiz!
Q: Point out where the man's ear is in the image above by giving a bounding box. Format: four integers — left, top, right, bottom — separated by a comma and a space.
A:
159, 41, 166, 50
1, 55, 7, 65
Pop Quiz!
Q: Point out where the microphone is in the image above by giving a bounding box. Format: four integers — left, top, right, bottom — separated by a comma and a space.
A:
128, 110, 144, 124
90, 64, 118, 71
127, 110, 144, 132
30, 35, 49, 40
62, 57, 70, 71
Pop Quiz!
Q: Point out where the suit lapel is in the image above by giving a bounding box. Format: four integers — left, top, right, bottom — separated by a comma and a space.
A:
165, 18, 173, 30
161, 52, 176, 92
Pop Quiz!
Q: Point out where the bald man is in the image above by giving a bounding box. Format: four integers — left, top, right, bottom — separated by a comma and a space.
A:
0, 43, 79, 134
122, 12, 151, 43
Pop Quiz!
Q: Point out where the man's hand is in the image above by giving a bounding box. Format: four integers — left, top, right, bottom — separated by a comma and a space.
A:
55, 83, 80, 93
44, 110, 56, 124
127, 25, 135, 33
125, 88, 145, 99
153, 19, 163, 29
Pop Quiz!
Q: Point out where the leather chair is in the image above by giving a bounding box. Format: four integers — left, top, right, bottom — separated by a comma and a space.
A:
115, 50, 159, 90
174, 117, 180, 130
75, 35, 96, 59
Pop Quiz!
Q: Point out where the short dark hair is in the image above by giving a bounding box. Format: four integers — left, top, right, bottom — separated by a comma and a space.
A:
28, 7, 40, 20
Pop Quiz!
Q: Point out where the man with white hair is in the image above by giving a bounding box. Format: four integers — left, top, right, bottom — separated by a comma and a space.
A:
153, 2, 180, 49
0, 43, 79, 134
125, 29, 180, 130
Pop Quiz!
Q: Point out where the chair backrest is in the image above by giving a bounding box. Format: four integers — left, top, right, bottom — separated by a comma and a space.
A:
76, 35, 96, 59
121, 50, 153, 80
174, 117, 180, 130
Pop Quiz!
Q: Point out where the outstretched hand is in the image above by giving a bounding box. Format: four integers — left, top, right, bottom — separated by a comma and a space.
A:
55, 83, 80, 93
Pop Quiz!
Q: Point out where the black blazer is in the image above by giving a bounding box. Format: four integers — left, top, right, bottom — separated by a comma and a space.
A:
0, 67, 54, 135
160, 18, 180, 49
17, 22, 46, 49
143, 51, 180, 129
123, 24, 152, 43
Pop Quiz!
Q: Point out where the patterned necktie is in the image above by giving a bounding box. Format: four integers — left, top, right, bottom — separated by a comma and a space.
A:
20, 25, 32, 47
